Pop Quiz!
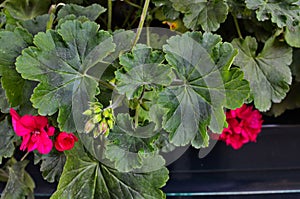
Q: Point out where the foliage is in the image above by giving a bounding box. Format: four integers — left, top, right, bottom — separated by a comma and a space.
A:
0, 0, 299, 198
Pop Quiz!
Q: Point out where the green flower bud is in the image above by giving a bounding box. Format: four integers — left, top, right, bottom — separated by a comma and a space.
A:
93, 128, 101, 138
107, 119, 114, 129
93, 114, 102, 123
94, 106, 102, 114
103, 109, 111, 118
104, 128, 110, 137
84, 119, 95, 133
83, 109, 93, 116
99, 121, 108, 135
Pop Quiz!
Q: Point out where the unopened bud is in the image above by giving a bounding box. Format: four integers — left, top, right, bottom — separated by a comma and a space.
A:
107, 119, 114, 129
100, 122, 108, 134
83, 109, 92, 116
94, 106, 102, 114
93, 128, 101, 138
84, 120, 95, 133
103, 109, 110, 118
93, 114, 102, 123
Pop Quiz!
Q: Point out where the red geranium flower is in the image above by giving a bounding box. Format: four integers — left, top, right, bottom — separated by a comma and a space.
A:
54, 132, 78, 151
217, 104, 263, 149
10, 108, 54, 154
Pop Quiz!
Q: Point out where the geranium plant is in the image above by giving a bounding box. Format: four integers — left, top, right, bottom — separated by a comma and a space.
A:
0, 0, 299, 198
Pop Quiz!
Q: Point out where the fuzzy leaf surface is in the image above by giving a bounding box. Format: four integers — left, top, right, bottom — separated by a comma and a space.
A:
15, 20, 115, 132
0, 28, 35, 112
0, 119, 18, 164
232, 36, 292, 111
35, 152, 66, 183
105, 113, 165, 173
245, 0, 300, 28
4, 0, 51, 20
57, 3, 106, 21
1, 159, 35, 199
116, 44, 173, 99
50, 142, 169, 199
160, 32, 249, 147
170, 0, 229, 31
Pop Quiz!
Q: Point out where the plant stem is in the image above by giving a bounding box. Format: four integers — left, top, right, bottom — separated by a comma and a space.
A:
20, 151, 30, 162
124, 0, 142, 9
107, 0, 112, 30
146, 25, 151, 46
134, 104, 140, 128
98, 79, 115, 90
105, 95, 124, 110
171, 78, 184, 86
233, 15, 243, 39
131, 0, 151, 48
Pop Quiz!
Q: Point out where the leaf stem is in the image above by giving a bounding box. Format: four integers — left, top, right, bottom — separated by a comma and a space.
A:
131, 0, 151, 48
98, 79, 115, 90
134, 104, 140, 128
146, 26, 151, 46
124, 0, 142, 9
20, 151, 30, 162
171, 78, 184, 86
233, 15, 243, 39
105, 95, 124, 110
107, 0, 112, 30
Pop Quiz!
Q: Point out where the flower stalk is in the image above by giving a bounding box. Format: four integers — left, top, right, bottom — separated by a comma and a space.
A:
132, 0, 151, 48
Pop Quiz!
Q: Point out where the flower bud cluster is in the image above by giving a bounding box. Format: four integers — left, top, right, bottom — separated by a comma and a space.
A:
83, 102, 114, 138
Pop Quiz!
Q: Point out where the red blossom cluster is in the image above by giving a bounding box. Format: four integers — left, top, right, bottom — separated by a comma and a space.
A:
217, 104, 263, 149
10, 108, 78, 154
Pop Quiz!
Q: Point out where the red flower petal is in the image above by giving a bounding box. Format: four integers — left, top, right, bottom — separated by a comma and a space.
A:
47, 126, 55, 136
218, 104, 263, 149
20, 134, 31, 151
55, 132, 78, 151
10, 108, 20, 132
14, 115, 36, 136
33, 116, 48, 129
27, 135, 38, 152
36, 132, 53, 154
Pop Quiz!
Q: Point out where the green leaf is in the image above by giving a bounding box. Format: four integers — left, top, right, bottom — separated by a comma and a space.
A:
15, 20, 115, 132
0, 83, 10, 113
290, 48, 300, 81
243, 18, 274, 43
227, 0, 252, 19
35, 152, 66, 183
153, 0, 180, 21
119, 44, 165, 71
20, 14, 50, 35
103, 29, 135, 64
160, 32, 248, 146
116, 44, 173, 99
0, 28, 35, 112
0, 118, 18, 164
232, 35, 292, 111
116, 113, 157, 138
285, 23, 300, 48
4, 0, 51, 20
1, 159, 35, 199
245, 0, 300, 28
104, 113, 165, 172
170, 0, 229, 31
0, 168, 9, 182
267, 81, 300, 116
51, 142, 169, 199
57, 3, 106, 21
